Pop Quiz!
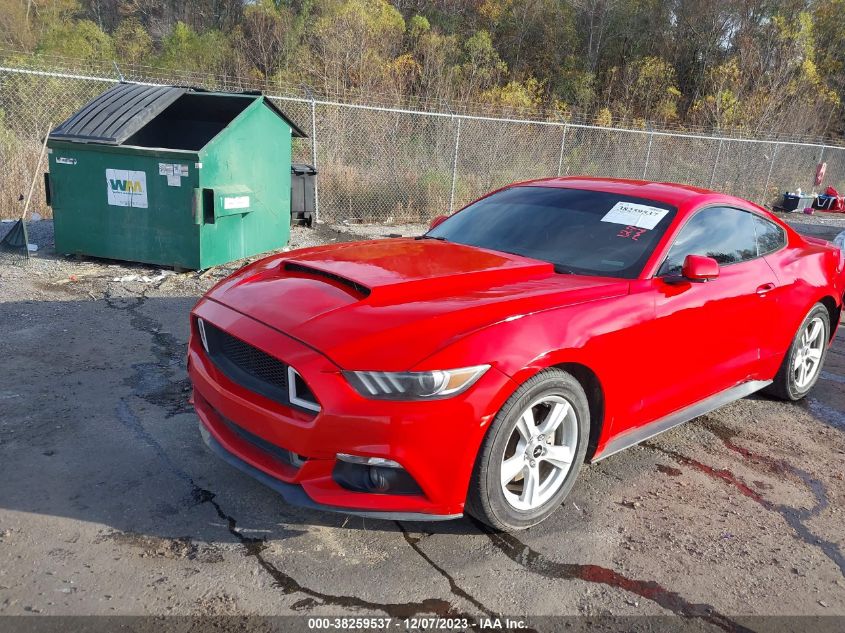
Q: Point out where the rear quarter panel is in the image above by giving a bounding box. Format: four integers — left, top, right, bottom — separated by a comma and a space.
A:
762, 233, 844, 370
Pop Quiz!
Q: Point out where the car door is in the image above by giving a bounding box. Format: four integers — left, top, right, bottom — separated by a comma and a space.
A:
639, 205, 779, 423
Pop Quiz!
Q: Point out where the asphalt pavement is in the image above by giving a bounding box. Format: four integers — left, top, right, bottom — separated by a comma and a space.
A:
1, 221, 843, 631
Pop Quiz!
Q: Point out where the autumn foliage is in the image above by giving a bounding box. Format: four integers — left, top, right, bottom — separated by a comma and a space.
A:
1, 0, 843, 137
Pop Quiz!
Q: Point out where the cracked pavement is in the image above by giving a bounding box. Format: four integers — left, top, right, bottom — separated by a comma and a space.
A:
1, 222, 844, 628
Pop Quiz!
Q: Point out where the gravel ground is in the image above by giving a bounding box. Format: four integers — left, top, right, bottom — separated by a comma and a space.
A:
336, 221, 428, 239
772, 210, 845, 227
1, 219, 844, 629
0, 222, 356, 303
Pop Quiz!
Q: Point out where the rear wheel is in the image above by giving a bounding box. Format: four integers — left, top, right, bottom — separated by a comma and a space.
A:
466, 369, 589, 531
765, 303, 830, 401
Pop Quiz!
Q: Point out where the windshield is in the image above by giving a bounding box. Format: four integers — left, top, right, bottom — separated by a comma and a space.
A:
427, 186, 678, 278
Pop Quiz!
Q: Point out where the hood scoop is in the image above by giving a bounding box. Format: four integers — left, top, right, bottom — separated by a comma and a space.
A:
280, 238, 555, 305
283, 262, 371, 298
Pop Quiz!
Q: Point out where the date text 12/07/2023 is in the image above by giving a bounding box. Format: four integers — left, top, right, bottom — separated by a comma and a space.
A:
306, 617, 530, 630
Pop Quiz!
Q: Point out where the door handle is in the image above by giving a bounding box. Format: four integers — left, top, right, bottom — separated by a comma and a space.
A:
756, 283, 775, 295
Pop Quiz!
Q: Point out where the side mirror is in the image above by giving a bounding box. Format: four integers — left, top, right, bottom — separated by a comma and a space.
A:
430, 215, 448, 230
682, 255, 720, 282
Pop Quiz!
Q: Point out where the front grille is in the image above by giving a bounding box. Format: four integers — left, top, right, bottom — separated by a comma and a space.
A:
200, 320, 290, 406
219, 329, 289, 391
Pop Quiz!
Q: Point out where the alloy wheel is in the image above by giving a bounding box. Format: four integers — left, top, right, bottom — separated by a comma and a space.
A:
500, 395, 578, 511
793, 316, 825, 390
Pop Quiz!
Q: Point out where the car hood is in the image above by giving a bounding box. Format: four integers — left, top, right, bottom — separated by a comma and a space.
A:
207, 239, 629, 370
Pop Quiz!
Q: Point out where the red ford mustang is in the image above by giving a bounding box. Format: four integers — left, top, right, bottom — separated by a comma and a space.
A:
188, 177, 845, 530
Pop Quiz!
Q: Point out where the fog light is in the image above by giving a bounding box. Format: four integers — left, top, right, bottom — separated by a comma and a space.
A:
332, 459, 423, 495
368, 467, 391, 492
336, 453, 402, 468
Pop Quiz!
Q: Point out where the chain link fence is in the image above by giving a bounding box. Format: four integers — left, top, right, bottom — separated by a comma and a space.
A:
2, 63, 844, 225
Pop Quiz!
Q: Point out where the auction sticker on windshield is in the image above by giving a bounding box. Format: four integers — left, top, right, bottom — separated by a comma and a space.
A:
600, 202, 668, 230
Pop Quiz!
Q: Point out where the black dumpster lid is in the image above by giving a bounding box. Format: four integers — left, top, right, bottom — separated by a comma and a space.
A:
50, 83, 188, 145
50, 82, 308, 145
291, 163, 317, 174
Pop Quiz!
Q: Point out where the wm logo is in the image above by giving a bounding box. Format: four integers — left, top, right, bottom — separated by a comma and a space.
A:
109, 179, 144, 193
105, 169, 148, 208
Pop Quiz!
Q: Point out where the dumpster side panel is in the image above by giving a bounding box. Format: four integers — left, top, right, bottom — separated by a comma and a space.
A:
47, 142, 201, 268
197, 99, 292, 269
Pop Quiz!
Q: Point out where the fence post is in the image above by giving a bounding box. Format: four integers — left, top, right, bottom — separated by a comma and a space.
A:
709, 138, 723, 189
449, 116, 462, 213
642, 131, 654, 179
309, 93, 320, 223
112, 60, 125, 82
762, 142, 780, 205
556, 123, 569, 177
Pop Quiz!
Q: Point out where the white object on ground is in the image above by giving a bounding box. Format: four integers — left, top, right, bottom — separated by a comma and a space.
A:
112, 271, 175, 283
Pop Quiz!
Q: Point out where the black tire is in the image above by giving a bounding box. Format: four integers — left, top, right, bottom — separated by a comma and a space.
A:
765, 302, 830, 401
466, 369, 590, 531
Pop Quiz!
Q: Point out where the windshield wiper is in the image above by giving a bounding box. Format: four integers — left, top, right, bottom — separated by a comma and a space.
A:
553, 264, 575, 275
414, 235, 446, 241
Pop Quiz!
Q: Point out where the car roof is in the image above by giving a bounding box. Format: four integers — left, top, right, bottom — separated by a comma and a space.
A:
515, 176, 717, 207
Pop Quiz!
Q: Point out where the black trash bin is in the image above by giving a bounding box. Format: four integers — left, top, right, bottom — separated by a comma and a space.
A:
291, 164, 317, 227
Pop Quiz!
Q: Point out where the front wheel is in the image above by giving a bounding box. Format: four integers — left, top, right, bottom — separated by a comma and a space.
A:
466, 369, 589, 531
765, 303, 830, 401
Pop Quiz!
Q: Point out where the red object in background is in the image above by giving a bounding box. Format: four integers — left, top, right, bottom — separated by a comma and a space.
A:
188, 177, 845, 525
816, 162, 827, 186
822, 186, 844, 212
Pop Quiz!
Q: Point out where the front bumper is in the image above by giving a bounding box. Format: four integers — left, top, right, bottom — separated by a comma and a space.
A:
189, 297, 516, 518
197, 422, 462, 521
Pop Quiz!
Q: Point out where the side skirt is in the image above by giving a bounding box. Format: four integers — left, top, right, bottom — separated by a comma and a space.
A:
589, 379, 772, 463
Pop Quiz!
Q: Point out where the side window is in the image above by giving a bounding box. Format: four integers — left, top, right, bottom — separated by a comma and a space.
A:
753, 215, 786, 255
659, 207, 758, 276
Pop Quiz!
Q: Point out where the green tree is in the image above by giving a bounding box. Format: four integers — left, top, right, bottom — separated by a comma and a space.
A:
113, 18, 152, 65
237, 0, 298, 79
606, 56, 681, 123
38, 19, 114, 61
157, 21, 233, 74
690, 10, 839, 137
401, 14, 460, 103
452, 30, 507, 100
303, 0, 405, 95
480, 77, 544, 112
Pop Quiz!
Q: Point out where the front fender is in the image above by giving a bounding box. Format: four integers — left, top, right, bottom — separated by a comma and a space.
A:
413, 289, 653, 456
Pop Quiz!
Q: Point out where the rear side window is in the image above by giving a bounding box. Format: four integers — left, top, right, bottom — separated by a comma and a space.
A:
753, 215, 786, 255
659, 206, 758, 276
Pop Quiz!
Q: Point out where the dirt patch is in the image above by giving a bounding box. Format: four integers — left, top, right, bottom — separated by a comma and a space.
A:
96, 531, 199, 560
95, 530, 225, 563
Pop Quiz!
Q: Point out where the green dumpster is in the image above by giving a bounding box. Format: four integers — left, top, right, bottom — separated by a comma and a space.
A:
45, 83, 307, 269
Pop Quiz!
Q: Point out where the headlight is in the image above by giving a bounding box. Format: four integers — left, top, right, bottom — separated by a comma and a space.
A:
343, 365, 490, 400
